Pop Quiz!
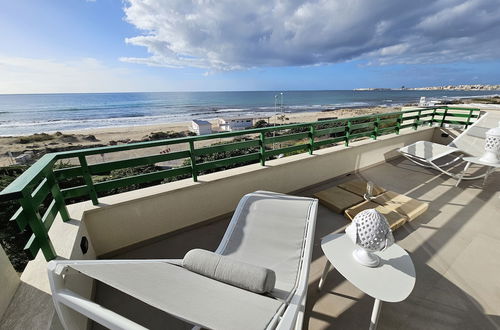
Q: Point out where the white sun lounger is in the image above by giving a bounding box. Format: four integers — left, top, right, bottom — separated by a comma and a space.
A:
48, 191, 318, 330
398, 112, 500, 180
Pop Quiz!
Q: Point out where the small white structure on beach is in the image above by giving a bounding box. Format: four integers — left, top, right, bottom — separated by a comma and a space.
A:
419, 97, 437, 107
191, 119, 212, 135
217, 117, 254, 132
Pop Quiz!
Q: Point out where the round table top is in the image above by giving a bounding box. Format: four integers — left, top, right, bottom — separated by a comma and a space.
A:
463, 156, 500, 168
321, 233, 416, 302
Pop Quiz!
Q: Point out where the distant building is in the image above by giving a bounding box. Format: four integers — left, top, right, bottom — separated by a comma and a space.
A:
191, 119, 212, 135
217, 117, 254, 132
418, 97, 437, 107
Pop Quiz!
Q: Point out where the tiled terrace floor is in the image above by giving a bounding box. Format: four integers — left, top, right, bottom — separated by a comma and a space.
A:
94, 157, 500, 329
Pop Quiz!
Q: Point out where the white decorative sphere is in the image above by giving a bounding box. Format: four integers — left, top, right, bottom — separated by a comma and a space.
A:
479, 121, 500, 164
346, 209, 394, 252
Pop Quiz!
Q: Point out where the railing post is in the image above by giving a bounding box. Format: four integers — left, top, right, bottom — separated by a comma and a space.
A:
440, 106, 449, 128
309, 125, 315, 154
373, 116, 380, 140
414, 110, 421, 130
345, 120, 351, 147
396, 113, 402, 135
78, 156, 99, 205
259, 132, 266, 166
188, 140, 198, 182
430, 107, 437, 126
19, 191, 57, 260
47, 171, 70, 222
465, 109, 473, 129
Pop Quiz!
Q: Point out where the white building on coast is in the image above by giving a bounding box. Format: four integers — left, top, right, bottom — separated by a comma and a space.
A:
217, 117, 255, 132
191, 119, 213, 135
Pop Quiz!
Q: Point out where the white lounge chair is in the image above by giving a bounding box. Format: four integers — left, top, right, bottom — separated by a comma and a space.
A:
398, 112, 500, 180
48, 191, 318, 330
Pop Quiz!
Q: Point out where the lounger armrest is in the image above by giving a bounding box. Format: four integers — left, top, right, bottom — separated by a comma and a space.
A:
276, 198, 318, 330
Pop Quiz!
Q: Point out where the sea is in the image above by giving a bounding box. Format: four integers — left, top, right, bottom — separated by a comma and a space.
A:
0, 90, 496, 136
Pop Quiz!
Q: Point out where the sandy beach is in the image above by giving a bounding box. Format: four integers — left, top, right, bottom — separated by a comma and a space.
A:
0, 106, 397, 167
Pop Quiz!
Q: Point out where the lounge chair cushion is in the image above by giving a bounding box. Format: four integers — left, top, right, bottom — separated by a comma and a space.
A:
70, 262, 283, 330
183, 249, 276, 294
218, 191, 315, 301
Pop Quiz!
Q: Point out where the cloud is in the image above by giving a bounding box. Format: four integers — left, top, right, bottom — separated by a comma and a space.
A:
121, 0, 500, 71
0, 56, 171, 94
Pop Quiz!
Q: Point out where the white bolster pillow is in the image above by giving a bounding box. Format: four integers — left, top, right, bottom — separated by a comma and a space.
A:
182, 249, 276, 294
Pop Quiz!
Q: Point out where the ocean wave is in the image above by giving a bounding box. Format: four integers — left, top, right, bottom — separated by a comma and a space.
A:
215, 108, 250, 113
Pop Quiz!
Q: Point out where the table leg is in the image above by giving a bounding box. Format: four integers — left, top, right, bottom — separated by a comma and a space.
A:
318, 260, 333, 291
483, 167, 494, 186
455, 161, 472, 187
369, 298, 382, 330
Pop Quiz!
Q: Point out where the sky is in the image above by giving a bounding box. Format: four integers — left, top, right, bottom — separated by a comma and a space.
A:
0, 0, 500, 94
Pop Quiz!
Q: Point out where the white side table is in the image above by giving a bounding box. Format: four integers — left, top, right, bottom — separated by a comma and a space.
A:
318, 234, 416, 330
455, 156, 500, 187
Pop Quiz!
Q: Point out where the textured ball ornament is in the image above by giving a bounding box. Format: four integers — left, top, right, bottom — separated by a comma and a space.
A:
479, 121, 500, 164
346, 209, 395, 267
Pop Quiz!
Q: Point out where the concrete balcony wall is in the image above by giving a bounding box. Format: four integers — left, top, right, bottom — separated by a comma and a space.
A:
83, 127, 434, 257
0, 204, 97, 330
0, 245, 19, 320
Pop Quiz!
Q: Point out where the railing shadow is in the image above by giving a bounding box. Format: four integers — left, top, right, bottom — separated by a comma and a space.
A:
303, 155, 499, 329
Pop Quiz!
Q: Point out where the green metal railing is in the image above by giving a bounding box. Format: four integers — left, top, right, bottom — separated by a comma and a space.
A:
0, 106, 481, 260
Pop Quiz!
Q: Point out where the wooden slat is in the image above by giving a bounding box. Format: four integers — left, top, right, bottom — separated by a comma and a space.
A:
313, 126, 345, 137
61, 185, 89, 199
349, 131, 373, 140
10, 207, 27, 231
349, 122, 374, 130
265, 144, 309, 158
24, 234, 39, 258
89, 150, 191, 174
313, 137, 345, 148
31, 178, 51, 207
194, 140, 259, 156
54, 166, 83, 180
41, 200, 58, 230
93, 166, 192, 192
196, 153, 260, 171
265, 132, 309, 144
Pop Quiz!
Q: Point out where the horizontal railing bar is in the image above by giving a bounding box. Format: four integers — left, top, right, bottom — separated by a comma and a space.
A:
349, 122, 374, 130
54, 166, 83, 181
24, 234, 39, 258
349, 131, 373, 140
93, 166, 192, 193
433, 112, 477, 118
314, 126, 345, 137
399, 123, 416, 129
89, 151, 191, 175
265, 144, 309, 158
31, 178, 51, 207
10, 207, 27, 231
196, 153, 260, 171
445, 107, 481, 111
378, 126, 398, 133
42, 200, 58, 230
0, 154, 56, 200
61, 185, 89, 200
313, 137, 345, 147
440, 120, 471, 125
265, 132, 309, 144
402, 113, 433, 121
193, 140, 259, 156
377, 118, 399, 124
